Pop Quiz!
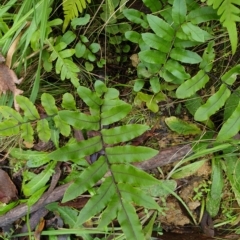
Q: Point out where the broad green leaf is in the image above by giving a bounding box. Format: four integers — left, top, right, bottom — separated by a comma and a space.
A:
16, 95, 40, 120
61, 30, 76, 45
181, 22, 213, 42
187, 6, 218, 24
58, 110, 100, 130
150, 76, 160, 93
49, 136, 102, 161
160, 69, 185, 84
75, 42, 86, 58
20, 122, 34, 143
206, 158, 223, 217
54, 115, 71, 137
165, 116, 201, 135
165, 59, 190, 81
172, 0, 187, 25
101, 99, 127, 112
77, 86, 103, 109
117, 199, 145, 240
106, 146, 158, 163
134, 92, 166, 113
59, 49, 75, 59
217, 101, 240, 140
199, 40, 215, 72
104, 88, 119, 100
98, 195, 120, 229
221, 65, 240, 85
63, 156, 108, 202
26, 151, 51, 167
118, 183, 161, 210
125, 31, 141, 43
123, 9, 148, 28
37, 119, 51, 142
133, 79, 145, 92
0, 119, 19, 136
174, 38, 200, 48
0, 106, 23, 122
142, 0, 162, 12
141, 33, 171, 53
94, 80, 107, 96
71, 14, 90, 29
61, 93, 76, 110
194, 84, 231, 121
176, 70, 209, 98
139, 50, 166, 65
101, 104, 131, 125
74, 177, 115, 226
112, 164, 159, 186
136, 63, 152, 78
89, 43, 100, 53
46, 202, 78, 228
224, 90, 240, 121
9, 148, 48, 165
41, 93, 58, 115
147, 14, 174, 41
171, 160, 207, 179
146, 98, 159, 112
170, 48, 202, 64
23, 161, 55, 196
101, 124, 149, 144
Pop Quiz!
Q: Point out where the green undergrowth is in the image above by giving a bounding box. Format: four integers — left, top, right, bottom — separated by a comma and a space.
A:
0, 0, 240, 239
0, 80, 180, 239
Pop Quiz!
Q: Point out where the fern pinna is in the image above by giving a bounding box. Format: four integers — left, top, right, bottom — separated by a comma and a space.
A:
204, 0, 240, 54
0, 80, 173, 239
62, 0, 91, 32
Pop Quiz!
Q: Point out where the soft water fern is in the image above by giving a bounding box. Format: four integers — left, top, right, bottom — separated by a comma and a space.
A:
205, 0, 240, 54
62, 0, 91, 32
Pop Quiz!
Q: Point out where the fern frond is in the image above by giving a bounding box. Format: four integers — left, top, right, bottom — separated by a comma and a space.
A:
207, 0, 240, 54
62, 0, 91, 32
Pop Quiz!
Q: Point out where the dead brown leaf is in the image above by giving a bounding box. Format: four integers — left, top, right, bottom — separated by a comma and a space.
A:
0, 169, 18, 203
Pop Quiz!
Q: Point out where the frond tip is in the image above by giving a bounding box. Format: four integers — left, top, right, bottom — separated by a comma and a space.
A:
62, 0, 91, 32
207, 0, 240, 54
